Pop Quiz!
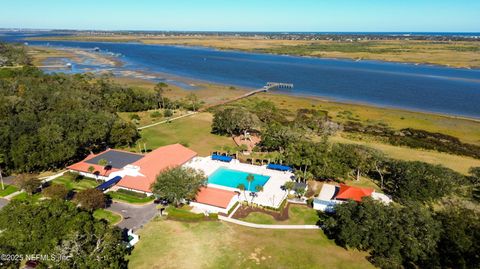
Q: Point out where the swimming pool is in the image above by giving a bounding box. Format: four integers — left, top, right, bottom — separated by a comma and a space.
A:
208, 167, 270, 192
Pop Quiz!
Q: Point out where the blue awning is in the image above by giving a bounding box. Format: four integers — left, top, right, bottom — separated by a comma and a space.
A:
267, 163, 292, 172
211, 154, 233, 162
96, 176, 122, 191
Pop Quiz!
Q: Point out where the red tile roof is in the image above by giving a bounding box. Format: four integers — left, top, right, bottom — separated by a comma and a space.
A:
194, 186, 237, 209
334, 184, 374, 202
117, 144, 197, 193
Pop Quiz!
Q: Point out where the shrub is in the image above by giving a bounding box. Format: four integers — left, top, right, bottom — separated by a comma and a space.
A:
163, 109, 173, 117
150, 111, 162, 118
75, 189, 105, 210
208, 213, 219, 220
227, 202, 239, 215
117, 188, 147, 198
129, 114, 141, 121
43, 184, 69, 200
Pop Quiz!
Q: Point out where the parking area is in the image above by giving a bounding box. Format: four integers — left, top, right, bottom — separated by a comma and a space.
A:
108, 201, 158, 231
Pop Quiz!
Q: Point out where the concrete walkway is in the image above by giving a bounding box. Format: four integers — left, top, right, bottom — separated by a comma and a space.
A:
40, 170, 67, 182
137, 112, 197, 130
218, 216, 320, 230
228, 203, 241, 218
3, 190, 23, 200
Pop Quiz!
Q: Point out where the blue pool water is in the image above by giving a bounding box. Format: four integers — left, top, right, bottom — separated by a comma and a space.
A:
208, 167, 270, 192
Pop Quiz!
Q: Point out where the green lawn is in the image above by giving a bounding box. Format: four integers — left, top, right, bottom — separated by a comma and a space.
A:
93, 209, 122, 225
128, 219, 374, 269
107, 191, 155, 204
51, 176, 98, 191
240, 204, 320, 225
11, 192, 43, 202
0, 185, 19, 197
134, 112, 235, 156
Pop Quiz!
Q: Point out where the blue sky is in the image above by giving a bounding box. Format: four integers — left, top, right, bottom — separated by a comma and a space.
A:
1, 0, 479, 32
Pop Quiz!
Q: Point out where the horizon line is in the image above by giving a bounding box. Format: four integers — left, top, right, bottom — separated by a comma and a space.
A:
1, 28, 480, 34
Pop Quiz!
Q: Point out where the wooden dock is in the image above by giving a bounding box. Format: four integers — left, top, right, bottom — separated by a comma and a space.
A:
200, 82, 293, 111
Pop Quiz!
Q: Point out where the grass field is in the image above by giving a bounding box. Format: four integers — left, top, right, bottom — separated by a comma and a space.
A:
33, 35, 480, 68
107, 191, 155, 204
128, 219, 374, 269
93, 209, 122, 225
51, 176, 98, 191
331, 135, 480, 174
133, 112, 235, 156
235, 95, 480, 146
240, 204, 320, 225
118, 109, 189, 127
0, 185, 19, 197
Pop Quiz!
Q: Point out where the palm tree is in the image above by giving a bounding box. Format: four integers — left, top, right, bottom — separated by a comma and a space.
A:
251, 185, 264, 205
97, 159, 109, 176
88, 165, 95, 175
246, 173, 255, 195
237, 183, 247, 202
0, 154, 5, 190
284, 181, 295, 195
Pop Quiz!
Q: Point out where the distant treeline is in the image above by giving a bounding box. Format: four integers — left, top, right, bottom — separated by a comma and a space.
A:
55, 29, 480, 41
343, 121, 480, 159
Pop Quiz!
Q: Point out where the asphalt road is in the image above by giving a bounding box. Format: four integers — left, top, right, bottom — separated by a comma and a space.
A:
108, 201, 158, 231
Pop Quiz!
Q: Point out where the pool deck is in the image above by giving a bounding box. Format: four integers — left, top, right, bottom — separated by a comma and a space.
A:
184, 157, 292, 208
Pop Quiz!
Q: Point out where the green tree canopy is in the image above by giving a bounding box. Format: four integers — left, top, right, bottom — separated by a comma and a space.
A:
43, 184, 69, 200
259, 123, 302, 152
14, 174, 41, 194
75, 188, 106, 210
151, 167, 206, 206
211, 107, 260, 136
323, 199, 440, 268
0, 200, 128, 268
382, 160, 464, 203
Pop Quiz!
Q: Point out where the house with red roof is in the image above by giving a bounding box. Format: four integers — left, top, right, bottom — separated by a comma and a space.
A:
67, 144, 197, 194
313, 183, 391, 212
114, 144, 197, 194
190, 186, 239, 214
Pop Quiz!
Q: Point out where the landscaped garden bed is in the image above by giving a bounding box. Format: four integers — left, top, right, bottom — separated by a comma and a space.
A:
107, 189, 155, 204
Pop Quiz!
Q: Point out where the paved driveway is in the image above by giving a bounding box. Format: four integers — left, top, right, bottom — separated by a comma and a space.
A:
108, 201, 158, 231
0, 198, 8, 210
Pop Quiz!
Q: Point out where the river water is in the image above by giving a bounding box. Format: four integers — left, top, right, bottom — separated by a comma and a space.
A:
2, 32, 480, 118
